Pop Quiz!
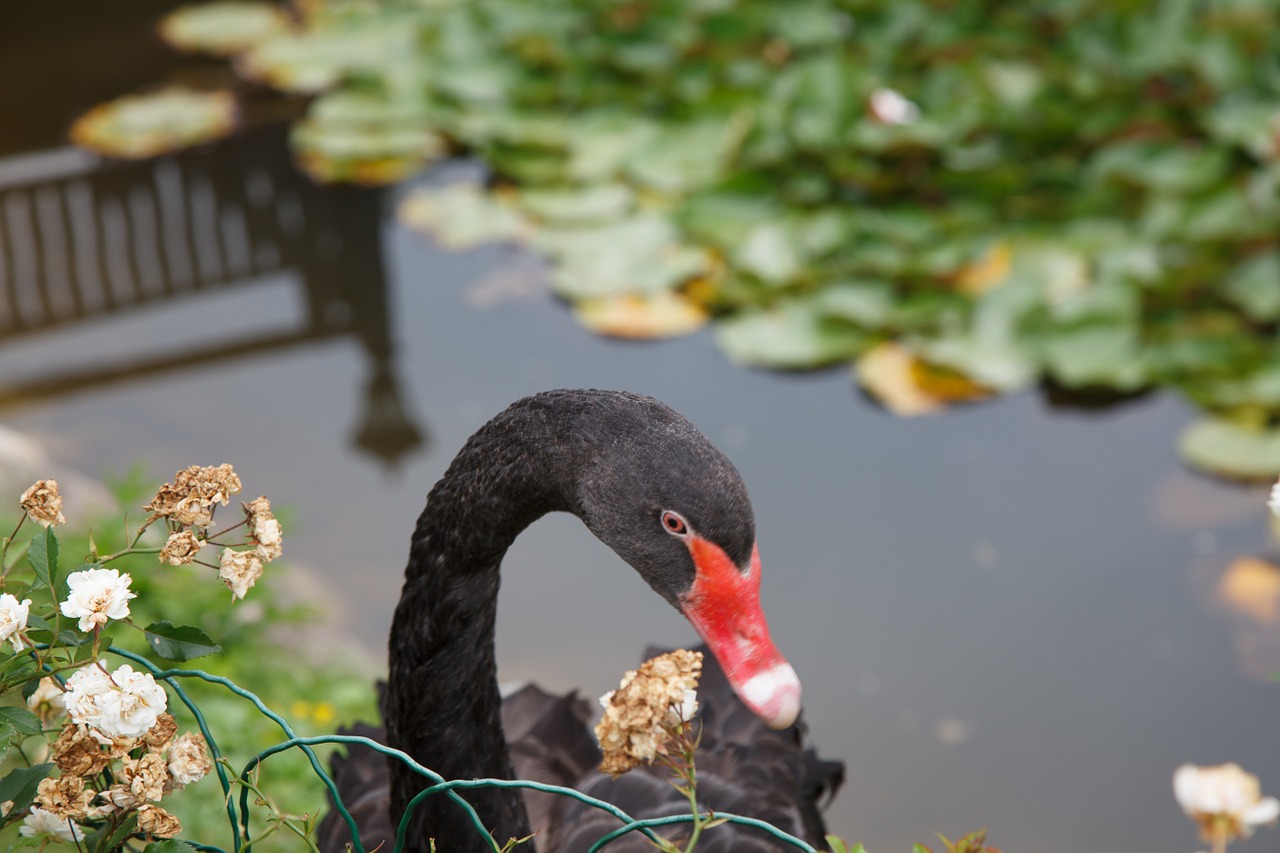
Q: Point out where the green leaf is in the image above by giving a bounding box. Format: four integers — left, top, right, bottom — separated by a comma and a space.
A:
715, 299, 868, 369
144, 621, 222, 661
26, 527, 58, 589
56, 630, 91, 647
1178, 418, 1280, 482
0, 707, 43, 742
0, 764, 53, 813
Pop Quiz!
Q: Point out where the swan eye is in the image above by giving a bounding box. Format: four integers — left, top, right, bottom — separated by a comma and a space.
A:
660, 510, 689, 537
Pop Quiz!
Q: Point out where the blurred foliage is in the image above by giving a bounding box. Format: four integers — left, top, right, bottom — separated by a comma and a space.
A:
0, 469, 378, 850
138, 0, 1280, 477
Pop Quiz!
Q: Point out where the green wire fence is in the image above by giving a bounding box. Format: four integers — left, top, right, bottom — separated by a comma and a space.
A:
103, 646, 818, 853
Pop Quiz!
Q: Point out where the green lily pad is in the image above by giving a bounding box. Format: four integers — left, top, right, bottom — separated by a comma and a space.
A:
715, 298, 868, 370
71, 89, 238, 159
159, 2, 292, 56
397, 182, 531, 250
1179, 418, 1280, 482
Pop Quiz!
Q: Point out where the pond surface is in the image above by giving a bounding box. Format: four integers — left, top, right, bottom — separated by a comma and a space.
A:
3, 10, 1279, 852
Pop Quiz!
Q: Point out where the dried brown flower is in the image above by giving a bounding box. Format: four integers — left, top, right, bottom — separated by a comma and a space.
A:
35, 776, 94, 820
20, 480, 65, 528
142, 713, 178, 753
52, 724, 114, 778
137, 804, 182, 838
158, 531, 204, 566
144, 464, 241, 528
595, 649, 702, 777
94, 785, 137, 816
122, 753, 169, 803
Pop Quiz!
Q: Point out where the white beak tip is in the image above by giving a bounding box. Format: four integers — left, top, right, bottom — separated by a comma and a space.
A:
738, 662, 802, 729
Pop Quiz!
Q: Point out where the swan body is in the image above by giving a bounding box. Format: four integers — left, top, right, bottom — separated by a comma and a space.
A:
321, 390, 841, 852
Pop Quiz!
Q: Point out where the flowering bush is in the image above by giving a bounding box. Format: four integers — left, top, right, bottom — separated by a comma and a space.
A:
0, 468, 351, 851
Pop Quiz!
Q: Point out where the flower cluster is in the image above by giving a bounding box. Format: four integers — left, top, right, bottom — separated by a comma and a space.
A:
10, 660, 211, 844
144, 463, 242, 529
142, 464, 283, 600
0, 593, 32, 652
1174, 763, 1280, 847
595, 649, 702, 777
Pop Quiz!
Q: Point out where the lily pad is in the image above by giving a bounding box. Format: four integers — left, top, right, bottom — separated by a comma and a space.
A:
574, 292, 709, 340
715, 298, 867, 370
1178, 418, 1280, 481
71, 89, 238, 159
158, 2, 293, 56
397, 182, 531, 250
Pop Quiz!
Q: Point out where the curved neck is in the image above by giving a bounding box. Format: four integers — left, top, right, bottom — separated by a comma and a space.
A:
384, 397, 585, 853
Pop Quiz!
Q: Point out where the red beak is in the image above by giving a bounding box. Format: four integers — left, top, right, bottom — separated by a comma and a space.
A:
678, 538, 801, 729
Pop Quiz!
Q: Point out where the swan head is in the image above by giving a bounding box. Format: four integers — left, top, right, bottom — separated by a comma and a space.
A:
573, 394, 802, 730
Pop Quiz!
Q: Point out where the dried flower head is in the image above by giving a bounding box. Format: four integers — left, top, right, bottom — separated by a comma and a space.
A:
595, 649, 702, 777
142, 713, 178, 753
167, 730, 212, 786
1174, 762, 1280, 843
95, 785, 138, 815
27, 678, 68, 725
159, 530, 204, 566
20, 479, 65, 527
0, 594, 31, 652
144, 463, 241, 528
52, 724, 114, 777
122, 752, 170, 803
137, 804, 183, 838
245, 496, 283, 562
35, 776, 94, 820
218, 548, 263, 600
60, 567, 136, 632
20, 806, 85, 842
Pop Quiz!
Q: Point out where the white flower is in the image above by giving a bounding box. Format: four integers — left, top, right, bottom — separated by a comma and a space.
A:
869, 87, 920, 125
20, 806, 85, 841
218, 548, 263, 600
26, 677, 68, 723
668, 688, 699, 726
60, 567, 136, 632
1268, 479, 1280, 518
1175, 763, 1280, 842
0, 594, 31, 652
64, 662, 167, 739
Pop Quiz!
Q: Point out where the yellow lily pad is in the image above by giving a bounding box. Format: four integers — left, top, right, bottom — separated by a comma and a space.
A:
70, 89, 239, 159
855, 342, 994, 416
574, 292, 709, 340
158, 2, 292, 56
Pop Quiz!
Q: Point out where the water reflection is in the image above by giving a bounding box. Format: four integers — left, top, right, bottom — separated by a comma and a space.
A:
0, 127, 424, 468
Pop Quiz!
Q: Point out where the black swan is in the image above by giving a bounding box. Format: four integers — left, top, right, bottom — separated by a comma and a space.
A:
318, 390, 843, 852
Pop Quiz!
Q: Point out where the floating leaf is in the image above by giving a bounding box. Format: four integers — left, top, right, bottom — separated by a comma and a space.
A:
573, 292, 708, 340
535, 214, 712, 299
514, 184, 635, 225
397, 183, 531, 250
158, 2, 292, 56
144, 621, 222, 661
856, 342, 995, 416
1178, 418, 1280, 481
293, 91, 446, 185
70, 89, 238, 159
716, 298, 867, 370
1223, 252, 1280, 322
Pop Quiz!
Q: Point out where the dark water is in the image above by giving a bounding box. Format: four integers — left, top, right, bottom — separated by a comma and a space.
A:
3, 10, 1279, 852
